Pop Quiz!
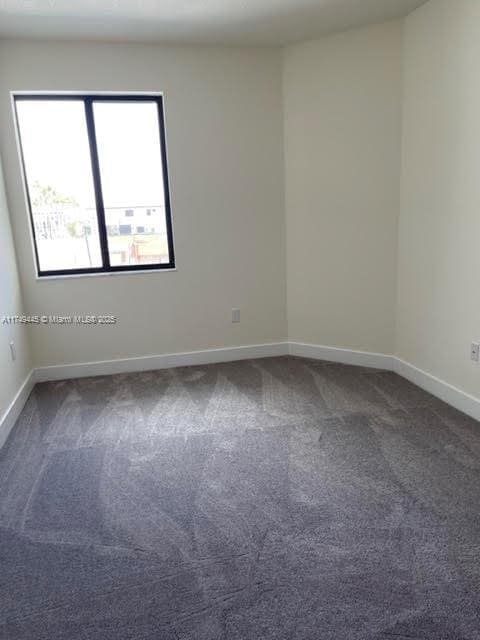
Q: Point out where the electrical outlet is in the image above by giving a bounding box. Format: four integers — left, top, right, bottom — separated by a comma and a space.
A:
232, 308, 240, 323
9, 342, 16, 362
471, 342, 479, 362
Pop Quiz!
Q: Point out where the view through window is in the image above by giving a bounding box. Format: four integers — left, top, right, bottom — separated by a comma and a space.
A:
14, 94, 175, 276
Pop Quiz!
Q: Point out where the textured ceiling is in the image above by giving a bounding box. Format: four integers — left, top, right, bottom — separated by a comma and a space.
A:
0, 0, 429, 46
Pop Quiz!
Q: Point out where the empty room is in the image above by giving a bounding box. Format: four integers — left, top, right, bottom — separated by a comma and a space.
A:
1, 0, 479, 638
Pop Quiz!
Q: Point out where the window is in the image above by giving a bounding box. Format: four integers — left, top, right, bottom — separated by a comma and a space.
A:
13, 94, 175, 276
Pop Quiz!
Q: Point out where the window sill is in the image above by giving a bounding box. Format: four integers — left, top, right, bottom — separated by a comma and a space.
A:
35, 267, 177, 281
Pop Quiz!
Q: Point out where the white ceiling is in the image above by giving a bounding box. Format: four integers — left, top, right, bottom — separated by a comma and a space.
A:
0, 0, 428, 46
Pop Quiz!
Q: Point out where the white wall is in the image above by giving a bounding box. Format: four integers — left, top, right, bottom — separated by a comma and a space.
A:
1, 8, 478, 411
0, 151, 32, 423
0, 40, 286, 367
397, 0, 480, 398
283, 21, 403, 355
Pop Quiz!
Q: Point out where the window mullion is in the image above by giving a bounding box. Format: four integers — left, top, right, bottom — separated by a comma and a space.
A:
84, 98, 110, 269
157, 98, 175, 268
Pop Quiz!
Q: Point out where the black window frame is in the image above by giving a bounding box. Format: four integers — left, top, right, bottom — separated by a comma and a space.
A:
13, 93, 175, 277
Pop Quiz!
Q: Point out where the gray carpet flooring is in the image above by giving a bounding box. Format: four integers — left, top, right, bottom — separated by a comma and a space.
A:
1, 356, 480, 639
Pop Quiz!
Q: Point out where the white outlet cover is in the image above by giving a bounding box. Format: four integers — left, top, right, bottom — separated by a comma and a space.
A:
471, 342, 479, 362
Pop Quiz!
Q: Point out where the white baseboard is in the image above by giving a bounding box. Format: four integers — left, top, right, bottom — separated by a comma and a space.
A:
288, 342, 479, 422
289, 341, 394, 370
32, 342, 480, 423
34, 342, 290, 382
2, 342, 478, 451
0, 370, 36, 449
393, 358, 480, 422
